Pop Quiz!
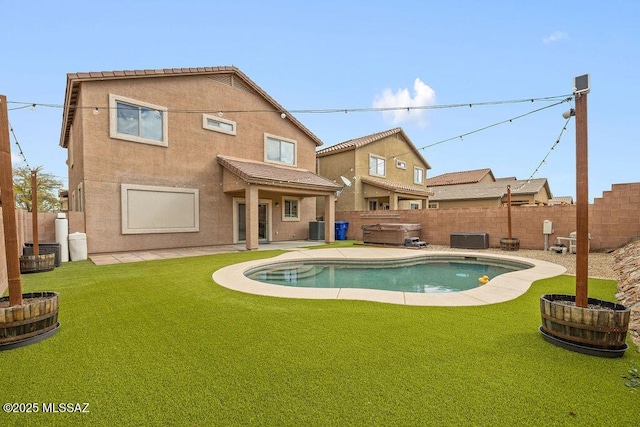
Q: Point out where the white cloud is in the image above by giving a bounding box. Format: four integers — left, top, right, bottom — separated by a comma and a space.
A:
372, 78, 436, 127
543, 31, 568, 44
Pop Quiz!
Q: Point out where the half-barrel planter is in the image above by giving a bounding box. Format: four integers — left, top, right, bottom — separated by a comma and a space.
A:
0, 292, 60, 350
539, 293, 630, 357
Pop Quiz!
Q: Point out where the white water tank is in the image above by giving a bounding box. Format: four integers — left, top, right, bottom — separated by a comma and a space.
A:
68, 232, 88, 261
55, 213, 69, 262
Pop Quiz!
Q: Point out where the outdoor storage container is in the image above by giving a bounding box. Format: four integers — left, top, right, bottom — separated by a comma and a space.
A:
68, 232, 88, 261
363, 223, 422, 246
450, 232, 489, 249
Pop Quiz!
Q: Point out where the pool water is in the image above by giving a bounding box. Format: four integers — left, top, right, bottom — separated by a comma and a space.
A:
245, 258, 529, 293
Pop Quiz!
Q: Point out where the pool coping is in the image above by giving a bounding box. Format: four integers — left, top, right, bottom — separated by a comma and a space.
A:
212, 247, 567, 306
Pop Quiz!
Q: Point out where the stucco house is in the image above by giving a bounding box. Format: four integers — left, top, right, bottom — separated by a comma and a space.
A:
426, 168, 552, 208
316, 128, 432, 212
59, 66, 341, 253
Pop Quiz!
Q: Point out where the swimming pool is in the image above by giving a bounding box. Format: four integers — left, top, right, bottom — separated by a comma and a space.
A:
212, 248, 566, 306
245, 257, 532, 293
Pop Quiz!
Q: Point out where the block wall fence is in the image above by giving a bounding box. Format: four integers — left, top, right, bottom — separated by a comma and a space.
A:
2, 182, 639, 295
337, 183, 640, 251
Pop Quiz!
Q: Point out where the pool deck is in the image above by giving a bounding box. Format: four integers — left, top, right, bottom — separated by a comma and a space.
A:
212, 247, 566, 306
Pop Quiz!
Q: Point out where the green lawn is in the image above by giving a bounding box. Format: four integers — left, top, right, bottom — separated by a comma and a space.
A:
2, 245, 638, 426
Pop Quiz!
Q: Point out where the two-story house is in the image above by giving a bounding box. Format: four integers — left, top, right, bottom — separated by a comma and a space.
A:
59, 66, 341, 253
316, 128, 432, 213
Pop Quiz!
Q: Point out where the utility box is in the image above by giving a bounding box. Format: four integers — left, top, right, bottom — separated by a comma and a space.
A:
543, 220, 553, 235
309, 221, 325, 240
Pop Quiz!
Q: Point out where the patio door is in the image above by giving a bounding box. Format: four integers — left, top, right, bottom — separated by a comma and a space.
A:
235, 199, 271, 242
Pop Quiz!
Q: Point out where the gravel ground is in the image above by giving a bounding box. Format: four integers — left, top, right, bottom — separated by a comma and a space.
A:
423, 245, 616, 280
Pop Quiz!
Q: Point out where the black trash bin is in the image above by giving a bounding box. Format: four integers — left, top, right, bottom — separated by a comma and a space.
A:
24, 243, 62, 267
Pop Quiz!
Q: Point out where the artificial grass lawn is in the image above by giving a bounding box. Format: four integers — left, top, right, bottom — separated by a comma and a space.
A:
2, 246, 638, 426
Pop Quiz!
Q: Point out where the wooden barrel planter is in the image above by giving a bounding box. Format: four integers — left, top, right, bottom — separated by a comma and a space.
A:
0, 292, 60, 350
540, 294, 630, 357
19, 253, 55, 274
500, 237, 520, 251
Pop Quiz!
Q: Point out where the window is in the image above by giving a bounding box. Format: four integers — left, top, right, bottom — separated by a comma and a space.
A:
396, 160, 406, 169
410, 202, 420, 210
109, 94, 168, 146
265, 134, 296, 166
203, 114, 236, 135
121, 184, 199, 234
428, 202, 439, 209
414, 167, 424, 185
282, 197, 300, 221
368, 200, 378, 210
369, 154, 385, 177
77, 183, 84, 212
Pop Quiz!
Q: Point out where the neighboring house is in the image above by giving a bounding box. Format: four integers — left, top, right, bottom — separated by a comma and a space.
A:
59, 66, 341, 253
425, 168, 495, 187
549, 196, 574, 205
316, 128, 433, 212
428, 176, 552, 208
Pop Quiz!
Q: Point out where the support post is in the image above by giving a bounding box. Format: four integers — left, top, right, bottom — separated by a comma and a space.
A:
507, 185, 512, 239
324, 193, 335, 244
575, 92, 589, 308
0, 94, 23, 306
31, 170, 39, 256
245, 184, 259, 251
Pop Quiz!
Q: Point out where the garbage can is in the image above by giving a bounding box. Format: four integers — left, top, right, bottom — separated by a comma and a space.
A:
68, 232, 88, 261
335, 221, 349, 240
24, 242, 62, 267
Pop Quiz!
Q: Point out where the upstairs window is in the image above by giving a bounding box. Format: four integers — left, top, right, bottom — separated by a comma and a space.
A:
414, 167, 424, 185
203, 114, 236, 135
110, 94, 168, 146
369, 154, 386, 177
265, 134, 296, 166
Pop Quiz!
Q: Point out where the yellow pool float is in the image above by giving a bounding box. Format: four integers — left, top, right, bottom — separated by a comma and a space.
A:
478, 275, 489, 285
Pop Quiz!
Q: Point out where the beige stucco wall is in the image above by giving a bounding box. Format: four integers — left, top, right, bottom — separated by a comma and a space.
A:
67, 74, 321, 253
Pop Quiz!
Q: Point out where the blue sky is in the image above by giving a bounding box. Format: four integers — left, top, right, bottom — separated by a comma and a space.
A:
3, 0, 639, 201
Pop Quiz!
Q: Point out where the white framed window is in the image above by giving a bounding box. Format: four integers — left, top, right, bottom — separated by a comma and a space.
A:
369, 154, 385, 177
203, 114, 236, 135
265, 134, 297, 166
414, 167, 424, 185
396, 160, 406, 170
109, 94, 168, 147
121, 184, 199, 234
282, 197, 300, 221
428, 202, 439, 209
368, 200, 378, 210
410, 202, 420, 210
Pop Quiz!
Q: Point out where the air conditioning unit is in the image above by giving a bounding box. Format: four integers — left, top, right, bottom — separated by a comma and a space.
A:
450, 232, 489, 249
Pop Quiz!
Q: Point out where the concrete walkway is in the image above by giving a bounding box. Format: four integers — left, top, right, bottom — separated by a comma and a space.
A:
89, 241, 326, 265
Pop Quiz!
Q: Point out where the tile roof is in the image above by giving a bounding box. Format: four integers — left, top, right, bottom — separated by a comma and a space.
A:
361, 176, 433, 197
316, 127, 431, 169
429, 178, 550, 201
217, 155, 342, 192
60, 66, 322, 148
426, 168, 494, 187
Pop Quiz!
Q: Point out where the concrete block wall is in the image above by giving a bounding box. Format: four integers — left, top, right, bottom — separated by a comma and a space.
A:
338, 182, 640, 252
